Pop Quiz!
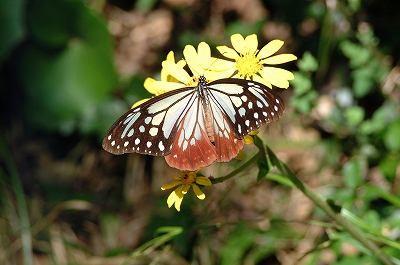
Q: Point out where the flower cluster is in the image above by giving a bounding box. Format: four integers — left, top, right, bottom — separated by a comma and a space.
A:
161, 171, 212, 211
141, 33, 296, 211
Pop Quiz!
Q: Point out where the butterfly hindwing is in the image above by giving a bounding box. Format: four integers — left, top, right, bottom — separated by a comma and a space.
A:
165, 99, 218, 170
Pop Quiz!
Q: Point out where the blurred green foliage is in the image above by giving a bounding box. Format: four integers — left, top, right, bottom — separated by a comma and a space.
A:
13, 0, 119, 134
1, 0, 400, 264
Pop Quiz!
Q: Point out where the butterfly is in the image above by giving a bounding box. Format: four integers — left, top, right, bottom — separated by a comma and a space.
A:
102, 76, 284, 171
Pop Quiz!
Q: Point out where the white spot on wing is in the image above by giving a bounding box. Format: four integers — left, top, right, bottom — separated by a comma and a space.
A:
248, 102, 253, 109
124, 141, 129, 147
241, 95, 248, 102
182, 140, 188, 151
108, 135, 111, 140
238, 107, 246, 117
245, 120, 250, 126
231, 96, 242, 107
111, 140, 115, 146
149, 127, 158, 136
135, 138, 140, 145
178, 129, 185, 146
274, 105, 278, 111
139, 125, 145, 132
147, 141, 152, 148
144, 117, 151, 124
194, 125, 202, 140
158, 141, 165, 151
127, 128, 134, 137
152, 112, 165, 126
254, 112, 259, 119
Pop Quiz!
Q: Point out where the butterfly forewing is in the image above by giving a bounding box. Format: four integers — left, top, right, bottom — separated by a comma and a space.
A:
207, 78, 285, 139
102, 87, 197, 156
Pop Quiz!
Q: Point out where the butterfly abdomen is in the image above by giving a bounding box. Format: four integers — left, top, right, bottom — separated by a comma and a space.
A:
198, 76, 216, 143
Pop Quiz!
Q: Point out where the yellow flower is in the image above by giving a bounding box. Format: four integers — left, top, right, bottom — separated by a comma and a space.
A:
235, 129, 259, 160
217, 33, 297, 88
161, 171, 212, 211
144, 42, 233, 99
132, 51, 185, 108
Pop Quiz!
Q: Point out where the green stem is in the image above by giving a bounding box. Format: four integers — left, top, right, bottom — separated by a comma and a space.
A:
0, 137, 33, 265
211, 151, 262, 184
265, 143, 394, 265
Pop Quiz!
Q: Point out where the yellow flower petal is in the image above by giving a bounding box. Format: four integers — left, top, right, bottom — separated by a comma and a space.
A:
253, 74, 272, 88
204, 69, 235, 81
183, 45, 203, 76
197, 42, 212, 68
167, 190, 179, 208
161, 181, 182, 190
261, 67, 294, 88
166, 51, 175, 62
244, 135, 254, 144
174, 196, 183, 211
162, 61, 191, 84
195, 176, 212, 186
144, 80, 185, 95
216, 46, 239, 60
192, 184, 205, 200
205, 58, 235, 72
244, 34, 258, 55
262, 54, 297, 65
231, 34, 247, 55
258, 40, 284, 59
131, 98, 150, 108
249, 129, 259, 135
176, 59, 186, 68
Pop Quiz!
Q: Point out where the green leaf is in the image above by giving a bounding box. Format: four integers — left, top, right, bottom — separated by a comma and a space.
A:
352, 68, 373, 98
264, 173, 295, 187
342, 160, 362, 189
257, 152, 272, 182
379, 155, 399, 180
16, 0, 117, 133
362, 210, 381, 231
298, 51, 319, 72
220, 226, 259, 265
291, 72, 312, 95
345, 106, 365, 126
120, 226, 183, 265
0, 0, 25, 62
384, 120, 400, 152
363, 184, 400, 208
340, 40, 371, 67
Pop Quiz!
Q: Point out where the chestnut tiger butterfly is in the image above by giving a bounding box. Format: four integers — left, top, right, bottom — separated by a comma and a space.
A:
102, 76, 284, 171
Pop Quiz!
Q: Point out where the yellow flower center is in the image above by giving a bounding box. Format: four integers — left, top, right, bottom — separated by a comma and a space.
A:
235, 53, 263, 79
180, 172, 197, 186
